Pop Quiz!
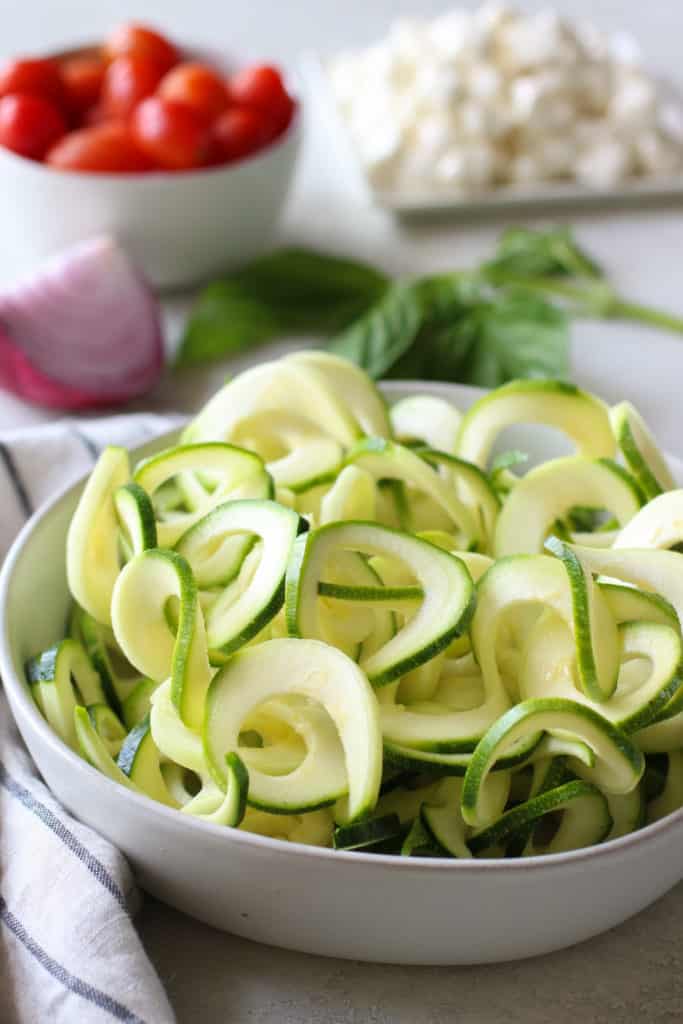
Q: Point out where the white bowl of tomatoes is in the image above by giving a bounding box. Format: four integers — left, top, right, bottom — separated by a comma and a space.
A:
0, 23, 301, 288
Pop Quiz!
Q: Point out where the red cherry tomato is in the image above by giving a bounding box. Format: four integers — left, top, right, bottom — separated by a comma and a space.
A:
131, 96, 209, 169
80, 103, 112, 128
0, 58, 65, 107
46, 122, 153, 172
102, 54, 166, 119
229, 64, 294, 134
0, 93, 66, 159
201, 134, 226, 167
212, 106, 272, 162
104, 23, 179, 74
60, 56, 106, 117
158, 62, 229, 123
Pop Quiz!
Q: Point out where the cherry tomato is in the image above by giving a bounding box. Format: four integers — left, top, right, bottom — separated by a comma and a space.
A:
60, 55, 106, 117
212, 106, 272, 162
158, 62, 229, 123
80, 103, 111, 128
104, 23, 179, 74
46, 122, 153, 172
131, 96, 209, 169
102, 54, 167, 119
229, 64, 294, 134
0, 58, 65, 107
0, 93, 66, 159
202, 134, 226, 167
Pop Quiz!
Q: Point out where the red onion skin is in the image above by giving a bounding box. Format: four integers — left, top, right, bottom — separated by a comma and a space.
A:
0, 237, 164, 411
0, 321, 163, 409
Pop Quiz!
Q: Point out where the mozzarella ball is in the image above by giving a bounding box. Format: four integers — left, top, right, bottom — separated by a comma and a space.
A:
495, 12, 577, 74
635, 131, 682, 175
435, 142, 498, 189
575, 138, 633, 187
659, 102, 683, 145
609, 72, 657, 134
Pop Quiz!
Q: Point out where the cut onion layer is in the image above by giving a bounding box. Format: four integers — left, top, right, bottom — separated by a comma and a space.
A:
0, 236, 164, 410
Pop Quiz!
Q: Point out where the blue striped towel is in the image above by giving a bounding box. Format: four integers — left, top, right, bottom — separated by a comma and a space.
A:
1, 413, 184, 1024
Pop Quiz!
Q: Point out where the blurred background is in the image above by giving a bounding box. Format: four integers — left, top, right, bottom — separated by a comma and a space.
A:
1, 0, 681, 436
1, 1, 678, 66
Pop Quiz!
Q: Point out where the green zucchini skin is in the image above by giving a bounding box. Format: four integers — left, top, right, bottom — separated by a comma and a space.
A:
26, 638, 106, 751
462, 697, 644, 830
27, 359, 683, 857
286, 520, 474, 687
334, 814, 403, 851
468, 781, 611, 855
114, 482, 157, 556
117, 713, 176, 807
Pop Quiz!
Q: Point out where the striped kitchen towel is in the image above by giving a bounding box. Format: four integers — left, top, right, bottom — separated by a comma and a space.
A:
0, 413, 184, 1024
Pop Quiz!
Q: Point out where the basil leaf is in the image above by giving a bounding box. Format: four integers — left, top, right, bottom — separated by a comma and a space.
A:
383, 276, 482, 380
177, 280, 279, 366
329, 273, 568, 389
389, 316, 478, 381
224, 248, 391, 326
409, 278, 569, 388
463, 293, 570, 388
386, 290, 568, 388
327, 282, 425, 378
177, 249, 389, 366
415, 272, 488, 315
485, 226, 602, 280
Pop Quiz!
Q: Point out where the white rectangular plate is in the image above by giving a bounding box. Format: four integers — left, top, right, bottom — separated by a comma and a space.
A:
302, 51, 683, 217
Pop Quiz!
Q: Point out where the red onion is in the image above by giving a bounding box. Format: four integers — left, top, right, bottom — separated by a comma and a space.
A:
0, 237, 164, 410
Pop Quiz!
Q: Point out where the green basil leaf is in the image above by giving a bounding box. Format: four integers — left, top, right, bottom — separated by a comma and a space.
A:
383, 275, 482, 380
177, 280, 280, 366
224, 248, 391, 326
485, 226, 603, 280
389, 315, 478, 381
177, 249, 389, 366
414, 272, 488, 317
464, 292, 570, 388
327, 282, 425, 378
329, 271, 569, 390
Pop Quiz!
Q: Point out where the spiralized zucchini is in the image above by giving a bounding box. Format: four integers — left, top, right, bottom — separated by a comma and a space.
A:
30, 353, 683, 856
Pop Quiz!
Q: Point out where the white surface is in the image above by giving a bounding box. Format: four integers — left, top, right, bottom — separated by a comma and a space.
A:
2, 1, 683, 1020
2, 381, 682, 970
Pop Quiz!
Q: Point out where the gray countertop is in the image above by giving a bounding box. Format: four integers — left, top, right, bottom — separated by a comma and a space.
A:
138, 884, 683, 1023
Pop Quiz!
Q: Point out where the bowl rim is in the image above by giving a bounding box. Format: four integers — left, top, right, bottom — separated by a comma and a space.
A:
0, 104, 302, 184
1, 378, 682, 875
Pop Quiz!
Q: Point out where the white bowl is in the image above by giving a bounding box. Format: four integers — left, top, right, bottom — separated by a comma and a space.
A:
1, 380, 682, 966
0, 60, 301, 289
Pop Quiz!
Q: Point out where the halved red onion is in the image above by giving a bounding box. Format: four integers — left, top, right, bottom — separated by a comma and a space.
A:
0, 237, 164, 410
